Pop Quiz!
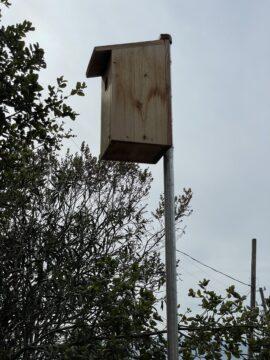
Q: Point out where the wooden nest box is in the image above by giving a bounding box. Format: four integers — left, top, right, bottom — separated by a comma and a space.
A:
86, 34, 172, 164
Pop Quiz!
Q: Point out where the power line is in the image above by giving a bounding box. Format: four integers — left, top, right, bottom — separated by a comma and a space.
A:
177, 249, 251, 287
180, 252, 232, 292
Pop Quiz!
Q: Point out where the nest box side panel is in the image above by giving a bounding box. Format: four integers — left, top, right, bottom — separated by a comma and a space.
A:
110, 43, 171, 147
100, 61, 113, 159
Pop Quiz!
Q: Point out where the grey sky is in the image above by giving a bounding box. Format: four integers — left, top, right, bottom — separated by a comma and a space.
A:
3, 0, 270, 310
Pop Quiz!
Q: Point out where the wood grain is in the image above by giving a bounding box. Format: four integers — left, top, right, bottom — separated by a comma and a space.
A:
100, 60, 112, 158
86, 39, 164, 78
111, 42, 170, 146
87, 36, 173, 163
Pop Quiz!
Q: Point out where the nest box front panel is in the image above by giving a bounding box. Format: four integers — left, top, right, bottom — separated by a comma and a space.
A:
111, 43, 170, 147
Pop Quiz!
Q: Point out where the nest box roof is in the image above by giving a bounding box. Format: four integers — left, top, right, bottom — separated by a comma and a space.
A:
86, 34, 172, 78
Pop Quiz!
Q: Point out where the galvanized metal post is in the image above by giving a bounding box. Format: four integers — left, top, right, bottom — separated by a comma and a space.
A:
164, 146, 179, 359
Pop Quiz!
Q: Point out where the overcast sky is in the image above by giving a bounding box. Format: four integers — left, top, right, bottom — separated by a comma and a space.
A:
3, 0, 270, 310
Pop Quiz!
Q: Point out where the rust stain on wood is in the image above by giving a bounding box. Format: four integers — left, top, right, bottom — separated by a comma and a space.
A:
146, 86, 166, 104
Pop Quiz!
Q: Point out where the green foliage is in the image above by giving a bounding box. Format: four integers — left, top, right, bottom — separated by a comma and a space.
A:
0, 0, 86, 227
0, 0, 11, 8
180, 281, 270, 359
0, 0, 86, 157
153, 188, 192, 222
0, 145, 184, 359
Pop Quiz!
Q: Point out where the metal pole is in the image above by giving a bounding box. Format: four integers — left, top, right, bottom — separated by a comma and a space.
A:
164, 146, 179, 359
249, 238, 257, 360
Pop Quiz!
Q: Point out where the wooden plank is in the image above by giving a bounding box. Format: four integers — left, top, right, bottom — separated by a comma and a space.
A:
111, 43, 170, 146
86, 39, 164, 78
164, 38, 173, 145
141, 43, 168, 145
91, 39, 164, 55
100, 60, 112, 158
101, 140, 170, 164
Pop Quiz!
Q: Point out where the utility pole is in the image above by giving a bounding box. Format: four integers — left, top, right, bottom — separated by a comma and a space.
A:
164, 147, 179, 360
250, 238, 257, 309
249, 238, 257, 360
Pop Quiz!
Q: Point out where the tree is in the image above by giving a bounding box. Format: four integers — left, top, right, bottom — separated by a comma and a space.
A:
178, 279, 270, 359
0, 143, 193, 359
0, 0, 86, 152
0, 0, 86, 220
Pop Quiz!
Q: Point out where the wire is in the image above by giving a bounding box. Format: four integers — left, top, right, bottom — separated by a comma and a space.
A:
180, 253, 232, 292
177, 249, 251, 287
71, 138, 82, 151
